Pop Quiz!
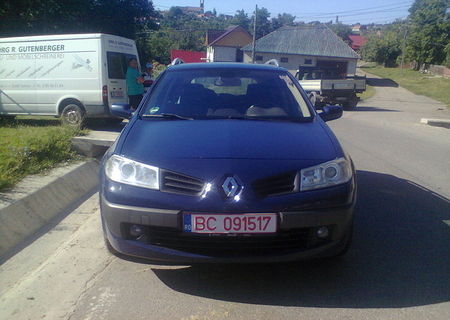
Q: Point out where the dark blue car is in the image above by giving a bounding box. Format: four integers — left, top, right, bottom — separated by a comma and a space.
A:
100, 62, 356, 263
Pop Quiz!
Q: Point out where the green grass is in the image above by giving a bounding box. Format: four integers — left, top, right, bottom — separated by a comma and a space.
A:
0, 117, 85, 191
357, 84, 375, 101
361, 66, 450, 107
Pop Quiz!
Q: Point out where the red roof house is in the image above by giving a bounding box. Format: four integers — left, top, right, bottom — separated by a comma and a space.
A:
170, 49, 206, 63
348, 35, 367, 51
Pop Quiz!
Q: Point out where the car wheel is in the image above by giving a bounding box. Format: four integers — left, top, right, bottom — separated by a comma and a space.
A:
61, 103, 85, 126
343, 95, 358, 111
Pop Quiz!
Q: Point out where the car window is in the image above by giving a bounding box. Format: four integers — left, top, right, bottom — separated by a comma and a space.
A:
142, 68, 312, 120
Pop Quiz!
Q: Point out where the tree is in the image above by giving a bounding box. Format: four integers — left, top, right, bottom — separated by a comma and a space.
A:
271, 13, 296, 30
166, 6, 184, 19
361, 25, 403, 66
328, 23, 352, 41
406, 0, 449, 68
0, 0, 158, 39
252, 7, 272, 38
231, 10, 251, 31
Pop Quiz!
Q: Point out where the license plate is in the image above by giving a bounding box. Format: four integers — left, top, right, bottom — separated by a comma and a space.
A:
183, 213, 277, 234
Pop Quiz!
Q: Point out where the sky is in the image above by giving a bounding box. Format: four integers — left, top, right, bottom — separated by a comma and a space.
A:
152, 0, 415, 24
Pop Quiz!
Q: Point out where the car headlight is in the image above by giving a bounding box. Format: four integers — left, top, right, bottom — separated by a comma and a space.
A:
300, 157, 352, 191
104, 155, 159, 190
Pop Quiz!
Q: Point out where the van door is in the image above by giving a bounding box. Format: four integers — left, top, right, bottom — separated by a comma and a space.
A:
106, 52, 136, 106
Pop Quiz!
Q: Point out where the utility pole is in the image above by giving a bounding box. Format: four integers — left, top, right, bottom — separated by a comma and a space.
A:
252, 4, 258, 63
400, 26, 408, 72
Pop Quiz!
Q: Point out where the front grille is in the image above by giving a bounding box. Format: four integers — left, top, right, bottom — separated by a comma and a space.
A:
161, 170, 205, 196
252, 172, 298, 198
146, 226, 312, 257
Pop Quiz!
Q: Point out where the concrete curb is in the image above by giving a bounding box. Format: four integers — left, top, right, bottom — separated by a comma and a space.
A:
0, 161, 99, 257
420, 118, 450, 129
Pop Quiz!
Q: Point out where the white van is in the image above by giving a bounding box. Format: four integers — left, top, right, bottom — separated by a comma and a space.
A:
0, 33, 140, 124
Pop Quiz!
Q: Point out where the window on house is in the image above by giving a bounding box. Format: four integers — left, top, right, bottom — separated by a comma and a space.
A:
280, 57, 288, 63
304, 59, 312, 65
255, 55, 263, 61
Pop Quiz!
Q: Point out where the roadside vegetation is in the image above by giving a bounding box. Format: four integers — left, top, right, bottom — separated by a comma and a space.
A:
360, 0, 449, 69
0, 117, 84, 191
362, 66, 450, 107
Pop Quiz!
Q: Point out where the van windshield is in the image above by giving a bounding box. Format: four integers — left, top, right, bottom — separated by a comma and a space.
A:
142, 68, 312, 121
107, 52, 137, 79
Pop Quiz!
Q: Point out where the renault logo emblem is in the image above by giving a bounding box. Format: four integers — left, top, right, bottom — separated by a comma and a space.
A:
222, 176, 242, 198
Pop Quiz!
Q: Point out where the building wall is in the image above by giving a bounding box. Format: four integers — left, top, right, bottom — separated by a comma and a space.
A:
243, 52, 358, 75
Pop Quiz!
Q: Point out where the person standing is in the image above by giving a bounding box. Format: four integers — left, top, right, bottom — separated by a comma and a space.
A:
126, 58, 144, 110
142, 62, 154, 93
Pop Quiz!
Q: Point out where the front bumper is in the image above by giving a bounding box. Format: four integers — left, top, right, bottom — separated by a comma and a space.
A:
100, 193, 355, 263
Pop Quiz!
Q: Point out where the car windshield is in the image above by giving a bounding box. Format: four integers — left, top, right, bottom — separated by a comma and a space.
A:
141, 68, 312, 120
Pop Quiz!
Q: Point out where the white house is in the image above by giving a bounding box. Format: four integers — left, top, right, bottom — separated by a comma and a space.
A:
242, 25, 360, 76
206, 26, 252, 62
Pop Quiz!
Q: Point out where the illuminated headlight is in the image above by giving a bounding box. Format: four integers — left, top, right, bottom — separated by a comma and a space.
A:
104, 155, 159, 190
300, 158, 352, 191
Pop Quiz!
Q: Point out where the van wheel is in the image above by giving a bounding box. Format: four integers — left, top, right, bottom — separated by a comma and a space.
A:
61, 103, 85, 126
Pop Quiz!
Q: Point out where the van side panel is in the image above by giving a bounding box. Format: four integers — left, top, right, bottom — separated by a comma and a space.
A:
1, 34, 139, 118
33, 38, 102, 114
0, 37, 102, 115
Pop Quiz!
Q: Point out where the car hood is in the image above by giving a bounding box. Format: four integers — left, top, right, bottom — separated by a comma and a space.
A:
120, 119, 337, 162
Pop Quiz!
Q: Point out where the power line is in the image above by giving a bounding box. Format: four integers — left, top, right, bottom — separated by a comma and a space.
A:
295, 6, 410, 19
293, 1, 413, 15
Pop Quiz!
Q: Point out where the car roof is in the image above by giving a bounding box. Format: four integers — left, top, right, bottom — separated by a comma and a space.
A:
167, 62, 286, 72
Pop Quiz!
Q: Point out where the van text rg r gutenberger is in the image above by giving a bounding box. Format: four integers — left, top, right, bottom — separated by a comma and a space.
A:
0, 45, 65, 53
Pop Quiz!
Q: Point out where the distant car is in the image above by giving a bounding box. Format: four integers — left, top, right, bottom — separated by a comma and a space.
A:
100, 62, 357, 263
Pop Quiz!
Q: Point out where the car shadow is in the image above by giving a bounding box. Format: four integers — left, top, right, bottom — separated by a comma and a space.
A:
366, 78, 399, 87
151, 170, 450, 308
352, 106, 400, 112
84, 119, 126, 132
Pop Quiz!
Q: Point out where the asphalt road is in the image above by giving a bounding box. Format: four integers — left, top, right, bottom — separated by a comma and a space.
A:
1, 74, 449, 320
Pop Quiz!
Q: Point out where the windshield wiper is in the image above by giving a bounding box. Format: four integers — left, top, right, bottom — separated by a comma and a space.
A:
141, 113, 193, 120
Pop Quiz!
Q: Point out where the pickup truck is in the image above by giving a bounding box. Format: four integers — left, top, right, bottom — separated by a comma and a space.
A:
295, 69, 366, 110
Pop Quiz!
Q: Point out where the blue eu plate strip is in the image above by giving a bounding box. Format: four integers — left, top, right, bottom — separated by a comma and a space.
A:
183, 214, 192, 232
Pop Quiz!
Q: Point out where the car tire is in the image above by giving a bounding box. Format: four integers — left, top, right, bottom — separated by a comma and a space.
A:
61, 102, 85, 127
343, 95, 358, 111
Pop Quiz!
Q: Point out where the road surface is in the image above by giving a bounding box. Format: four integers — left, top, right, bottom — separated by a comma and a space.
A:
1, 74, 449, 320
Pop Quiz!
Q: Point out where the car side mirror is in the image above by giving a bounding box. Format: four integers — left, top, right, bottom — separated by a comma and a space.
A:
111, 104, 133, 119
319, 105, 343, 122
